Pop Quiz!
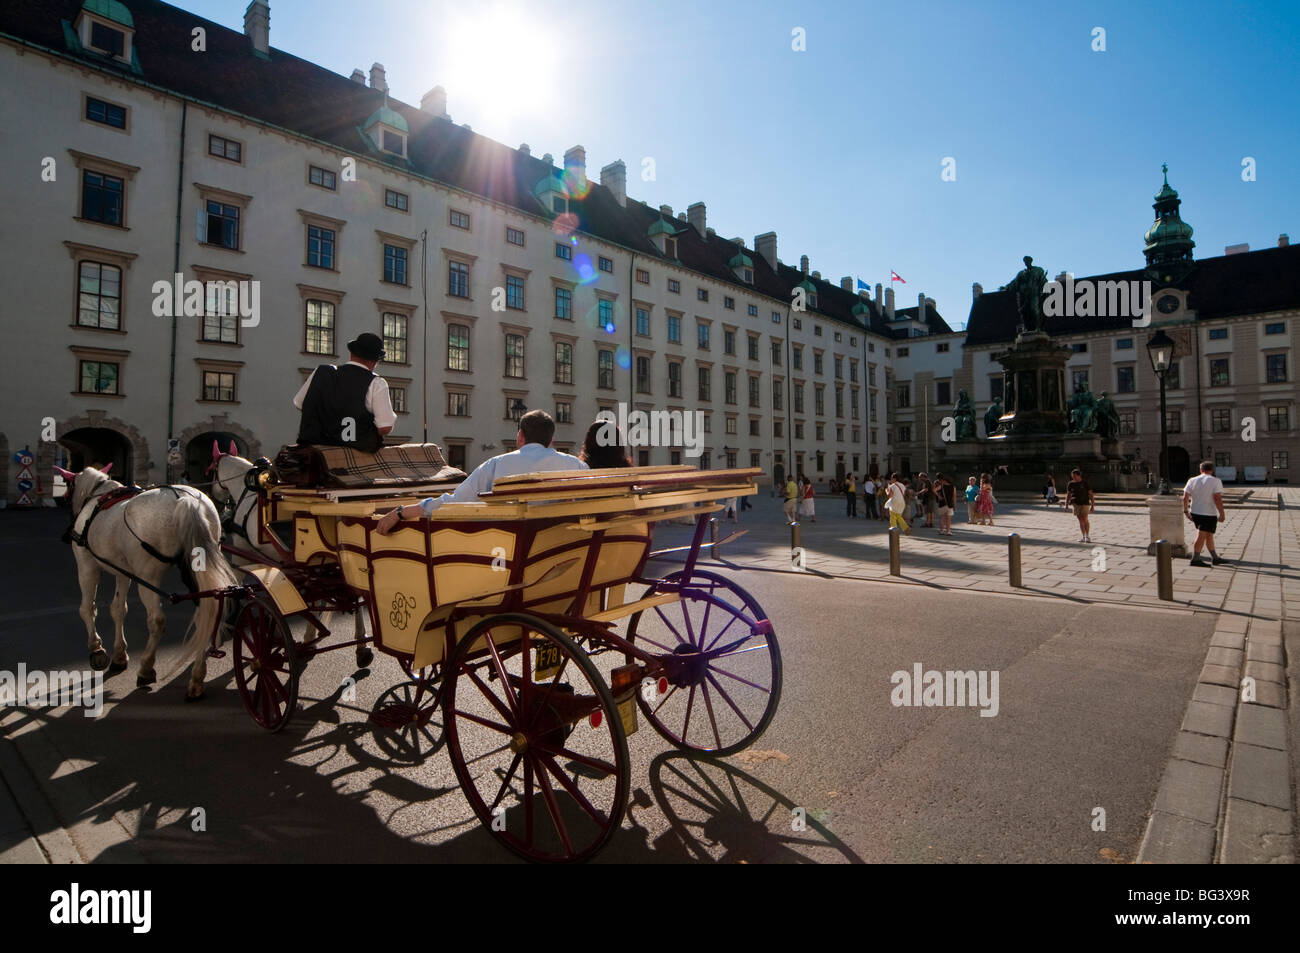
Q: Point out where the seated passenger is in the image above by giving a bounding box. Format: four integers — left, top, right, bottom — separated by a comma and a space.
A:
578, 418, 632, 469
293, 333, 395, 453
375, 410, 586, 534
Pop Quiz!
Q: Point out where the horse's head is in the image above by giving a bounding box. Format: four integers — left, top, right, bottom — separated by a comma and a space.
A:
62, 464, 119, 513
210, 441, 254, 504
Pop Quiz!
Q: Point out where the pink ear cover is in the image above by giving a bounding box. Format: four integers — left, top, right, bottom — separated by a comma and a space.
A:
101, 462, 113, 475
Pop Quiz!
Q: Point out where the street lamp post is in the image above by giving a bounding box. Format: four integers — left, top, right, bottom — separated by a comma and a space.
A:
1146, 328, 1176, 495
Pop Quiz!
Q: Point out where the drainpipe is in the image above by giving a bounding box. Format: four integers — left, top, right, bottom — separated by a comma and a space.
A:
167, 100, 188, 482
628, 251, 635, 435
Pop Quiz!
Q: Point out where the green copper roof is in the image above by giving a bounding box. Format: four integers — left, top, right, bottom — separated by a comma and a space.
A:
728, 251, 754, 268
1153, 162, 1178, 202
647, 218, 676, 237
82, 0, 134, 28
364, 105, 408, 133
532, 173, 564, 198
851, 301, 872, 316
1145, 216, 1194, 246
796, 278, 817, 293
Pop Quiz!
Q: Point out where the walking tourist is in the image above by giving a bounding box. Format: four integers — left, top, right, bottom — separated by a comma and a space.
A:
975, 476, 996, 526
965, 476, 980, 524
935, 472, 956, 535
917, 472, 935, 528
844, 472, 857, 517
885, 473, 911, 535
783, 474, 799, 524
862, 474, 877, 519
799, 475, 817, 522
1183, 461, 1228, 566
1064, 468, 1095, 542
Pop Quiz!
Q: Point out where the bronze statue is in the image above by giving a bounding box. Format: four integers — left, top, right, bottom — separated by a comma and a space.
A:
952, 390, 976, 439
984, 397, 1003, 437
1004, 256, 1049, 332
1095, 391, 1120, 441
1068, 385, 1098, 434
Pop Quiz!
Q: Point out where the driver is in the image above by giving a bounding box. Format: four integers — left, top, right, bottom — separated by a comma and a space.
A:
293, 333, 395, 452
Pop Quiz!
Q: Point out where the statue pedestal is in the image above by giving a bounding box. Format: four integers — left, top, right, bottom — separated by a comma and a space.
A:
1146, 494, 1188, 557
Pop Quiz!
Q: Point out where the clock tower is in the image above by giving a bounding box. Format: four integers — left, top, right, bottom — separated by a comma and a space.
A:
1143, 164, 1196, 287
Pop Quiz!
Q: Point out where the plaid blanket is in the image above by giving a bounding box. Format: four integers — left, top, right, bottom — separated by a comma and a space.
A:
276, 444, 466, 488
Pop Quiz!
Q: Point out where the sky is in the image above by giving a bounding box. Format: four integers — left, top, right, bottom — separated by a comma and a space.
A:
182, 0, 1299, 329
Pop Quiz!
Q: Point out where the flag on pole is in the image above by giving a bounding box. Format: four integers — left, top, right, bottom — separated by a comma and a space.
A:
890, 270, 906, 283
856, 278, 870, 292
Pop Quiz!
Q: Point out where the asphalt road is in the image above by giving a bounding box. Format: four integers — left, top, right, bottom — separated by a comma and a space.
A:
0, 507, 1214, 863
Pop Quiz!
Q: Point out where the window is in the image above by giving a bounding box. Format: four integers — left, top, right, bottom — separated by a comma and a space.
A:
506, 226, 525, 246
813, 324, 822, 335
748, 336, 759, 361
668, 278, 681, 294
1273, 451, 1289, 469
555, 286, 572, 320
668, 361, 682, 397
86, 97, 125, 129
78, 360, 119, 394
1070, 369, 1089, 393
868, 342, 875, 353
1208, 328, 1228, 340
1210, 358, 1230, 386
208, 134, 241, 162
899, 425, 912, 442
1116, 338, 1133, 350
202, 370, 236, 402
816, 423, 825, 440
794, 422, 804, 439
636, 355, 652, 393
748, 376, 760, 408
771, 379, 784, 411
382, 313, 408, 363
834, 332, 841, 343
697, 288, 709, 302
81, 170, 123, 225
793, 345, 803, 370
724, 329, 736, 354
504, 333, 525, 378
307, 225, 335, 269
772, 340, 782, 366
448, 260, 469, 297
555, 401, 572, 424
834, 355, 843, 379
554, 342, 573, 384
1210, 407, 1231, 433
772, 311, 782, 324
698, 366, 711, 401
636, 306, 650, 336
1071, 343, 1088, 353
814, 353, 825, 376
748, 304, 758, 317
936, 381, 951, 405
665, 238, 677, 259
309, 165, 336, 190
850, 362, 858, 383
1165, 410, 1182, 433
668, 314, 681, 343
793, 382, 804, 413
555, 242, 572, 260
1265, 322, 1285, 335
599, 256, 614, 273
447, 392, 469, 417
598, 350, 614, 389
750, 419, 761, 436
553, 196, 567, 214
204, 200, 240, 249
897, 347, 909, 357
598, 299, 614, 329
1268, 406, 1289, 432
935, 341, 950, 353
390, 387, 407, 413
383, 244, 408, 285
89, 21, 125, 57
725, 371, 737, 404
1166, 362, 1181, 390
773, 420, 783, 438
506, 397, 525, 422
1267, 354, 1287, 383
1215, 452, 1232, 467
449, 209, 470, 229
724, 296, 735, 310
506, 274, 525, 310
697, 323, 710, 349
743, 268, 754, 284
837, 426, 845, 441
636, 268, 650, 285
447, 324, 470, 371
897, 384, 910, 408
1116, 366, 1135, 393
384, 189, 409, 211
1118, 411, 1136, 435
834, 386, 843, 418
815, 386, 825, 416
305, 300, 335, 354
201, 283, 237, 343
77, 262, 121, 330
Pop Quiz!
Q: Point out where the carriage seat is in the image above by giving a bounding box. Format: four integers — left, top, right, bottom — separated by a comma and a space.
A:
272, 443, 466, 489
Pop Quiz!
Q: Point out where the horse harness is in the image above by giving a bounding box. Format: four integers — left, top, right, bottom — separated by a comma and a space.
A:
63, 482, 200, 595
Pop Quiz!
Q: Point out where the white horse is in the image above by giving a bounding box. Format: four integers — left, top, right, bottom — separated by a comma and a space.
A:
57, 464, 241, 699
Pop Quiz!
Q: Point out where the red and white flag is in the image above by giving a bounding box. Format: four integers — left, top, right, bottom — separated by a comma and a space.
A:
890, 270, 906, 283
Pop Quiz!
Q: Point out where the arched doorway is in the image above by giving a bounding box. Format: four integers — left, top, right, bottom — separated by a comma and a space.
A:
1162, 445, 1191, 483
183, 431, 251, 484
60, 427, 133, 483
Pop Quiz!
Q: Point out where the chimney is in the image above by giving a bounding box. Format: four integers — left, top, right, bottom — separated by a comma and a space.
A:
518, 143, 530, 157
660, 204, 673, 218
541, 153, 553, 167
705, 227, 715, 240
918, 292, 927, 325
885, 287, 895, 320
1280, 234, 1290, 247
754, 232, 777, 269
800, 255, 809, 275
600, 160, 626, 206
349, 68, 365, 84
731, 237, 745, 248
875, 282, 883, 305
677, 212, 686, 222
243, 0, 269, 56
420, 86, 448, 117
687, 202, 706, 237
369, 62, 387, 91
1225, 242, 1249, 255
563, 145, 586, 184
811, 270, 821, 280
840, 276, 853, 292
972, 282, 983, 299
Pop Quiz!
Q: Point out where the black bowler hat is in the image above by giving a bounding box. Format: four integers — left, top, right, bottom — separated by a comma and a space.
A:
348, 332, 385, 361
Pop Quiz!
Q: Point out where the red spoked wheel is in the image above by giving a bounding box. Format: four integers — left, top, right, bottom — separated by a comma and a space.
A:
626, 569, 782, 756
232, 596, 299, 733
443, 612, 630, 863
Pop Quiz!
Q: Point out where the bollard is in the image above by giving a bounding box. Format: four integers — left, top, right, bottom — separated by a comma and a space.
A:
791, 520, 801, 555
711, 517, 720, 559
1007, 532, 1022, 588
1156, 539, 1173, 601
1279, 492, 1285, 511
888, 527, 901, 576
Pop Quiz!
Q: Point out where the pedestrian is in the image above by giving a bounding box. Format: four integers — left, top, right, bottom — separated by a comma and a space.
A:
844, 472, 857, 517
862, 474, 877, 520
1044, 473, 1059, 507
799, 475, 816, 522
1183, 460, 1228, 566
1064, 468, 1094, 542
975, 476, 996, 526
783, 474, 799, 524
740, 493, 753, 511
885, 472, 911, 534
964, 476, 980, 524
935, 472, 956, 535
724, 495, 739, 523
917, 472, 935, 528
877, 480, 889, 521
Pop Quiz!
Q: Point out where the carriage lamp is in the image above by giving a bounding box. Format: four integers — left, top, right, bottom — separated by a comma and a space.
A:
1146, 328, 1177, 494
510, 399, 528, 421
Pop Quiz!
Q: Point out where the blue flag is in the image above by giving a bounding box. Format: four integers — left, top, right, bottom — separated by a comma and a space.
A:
857, 278, 870, 291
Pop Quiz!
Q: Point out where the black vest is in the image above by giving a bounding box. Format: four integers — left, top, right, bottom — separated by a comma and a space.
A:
296, 364, 383, 452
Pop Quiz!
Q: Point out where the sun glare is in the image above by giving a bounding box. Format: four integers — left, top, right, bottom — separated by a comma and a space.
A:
438, 5, 557, 130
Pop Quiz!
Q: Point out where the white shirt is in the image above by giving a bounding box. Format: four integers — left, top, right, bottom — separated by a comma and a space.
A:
863, 480, 875, 494
416, 442, 588, 515
1183, 473, 1224, 516
293, 360, 397, 431
885, 482, 906, 514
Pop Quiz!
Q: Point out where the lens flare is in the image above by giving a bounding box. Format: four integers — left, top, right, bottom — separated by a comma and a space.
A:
616, 346, 631, 369
573, 253, 598, 285
563, 168, 592, 200
552, 212, 579, 237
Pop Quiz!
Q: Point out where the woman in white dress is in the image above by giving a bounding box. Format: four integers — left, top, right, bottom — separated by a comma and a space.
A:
797, 476, 816, 521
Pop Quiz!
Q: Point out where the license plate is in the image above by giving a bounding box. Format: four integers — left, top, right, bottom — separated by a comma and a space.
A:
618, 696, 638, 736
534, 641, 561, 680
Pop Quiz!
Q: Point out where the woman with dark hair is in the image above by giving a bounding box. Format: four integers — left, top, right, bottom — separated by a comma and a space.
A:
579, 419, 632, 469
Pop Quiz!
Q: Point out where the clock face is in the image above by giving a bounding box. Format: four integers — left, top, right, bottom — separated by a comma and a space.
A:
1156, 294, 1180, 314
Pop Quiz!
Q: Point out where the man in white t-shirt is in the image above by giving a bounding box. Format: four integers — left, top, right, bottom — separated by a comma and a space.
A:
1182, 460, 1227, 567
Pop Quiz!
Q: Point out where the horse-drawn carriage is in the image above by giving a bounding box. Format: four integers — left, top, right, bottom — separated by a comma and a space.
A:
198, 443, 781, 862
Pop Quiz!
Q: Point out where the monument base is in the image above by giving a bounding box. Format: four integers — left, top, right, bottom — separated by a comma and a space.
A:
1146, 494, 1188, 557
937, 433, 1126, 492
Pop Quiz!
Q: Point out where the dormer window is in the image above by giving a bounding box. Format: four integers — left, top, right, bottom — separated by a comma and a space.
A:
73, 1, 137, 68
744, 267, 754, 283
363, 103, 409, 159
553, 196, 567, 214
665, 237, 677, 258
381, 129, 405, 155
90, 21, 124, 57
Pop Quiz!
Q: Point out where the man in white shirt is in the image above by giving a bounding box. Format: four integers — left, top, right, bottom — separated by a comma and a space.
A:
293, 333, 397, 452
1182, 460, 1227, 566
374, 410, 586, 534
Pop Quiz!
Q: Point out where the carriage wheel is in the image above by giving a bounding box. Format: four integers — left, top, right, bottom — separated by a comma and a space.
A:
626, 569, 782, 756
443, 613, 630, 863
232, 596, 299, 733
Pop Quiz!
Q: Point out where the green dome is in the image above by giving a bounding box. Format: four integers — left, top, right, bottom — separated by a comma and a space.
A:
365, 105, 407, 133
647, 218, 676, 238
727, 251, 753, 268
1145, 216, 1194, 246
82, 0, 134, 27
